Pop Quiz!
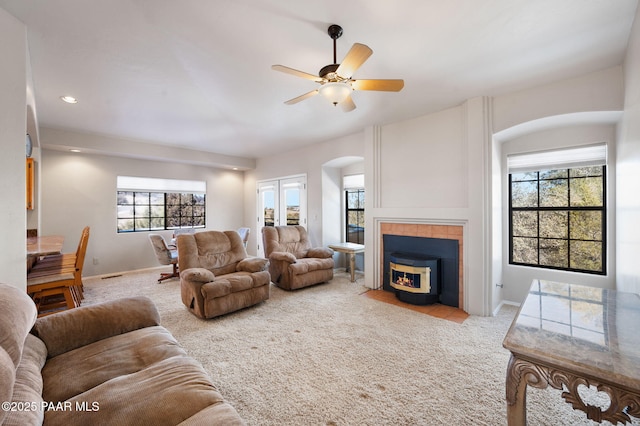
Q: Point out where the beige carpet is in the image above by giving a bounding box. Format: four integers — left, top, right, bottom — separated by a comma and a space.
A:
81, 269, 637, 426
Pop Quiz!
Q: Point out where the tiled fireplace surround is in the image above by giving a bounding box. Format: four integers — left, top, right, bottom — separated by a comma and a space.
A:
379, 222, 464, 310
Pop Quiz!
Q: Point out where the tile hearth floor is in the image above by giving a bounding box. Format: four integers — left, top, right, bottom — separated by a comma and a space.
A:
361, 289, 469, 324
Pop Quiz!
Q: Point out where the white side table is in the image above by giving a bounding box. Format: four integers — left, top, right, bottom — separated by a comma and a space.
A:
328, 242, 365, 282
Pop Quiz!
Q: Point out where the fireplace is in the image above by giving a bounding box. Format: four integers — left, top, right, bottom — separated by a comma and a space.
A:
383, 234, 459, 308
390, 252, 440, 305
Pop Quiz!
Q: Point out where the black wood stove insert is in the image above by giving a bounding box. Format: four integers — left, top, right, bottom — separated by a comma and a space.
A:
383, 234, 459, 307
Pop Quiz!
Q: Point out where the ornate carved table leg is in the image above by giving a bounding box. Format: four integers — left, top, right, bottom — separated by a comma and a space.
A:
506, 354, 550, 425
506, 352, 640, 425
551, 371, 640, 424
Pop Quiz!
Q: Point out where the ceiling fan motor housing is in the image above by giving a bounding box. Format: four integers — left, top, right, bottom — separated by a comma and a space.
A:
319, 63, 340, 80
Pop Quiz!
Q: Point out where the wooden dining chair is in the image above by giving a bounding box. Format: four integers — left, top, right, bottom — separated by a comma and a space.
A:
28, 276, 79, 315
27, 227, 90, 315
31, 226, 90, 270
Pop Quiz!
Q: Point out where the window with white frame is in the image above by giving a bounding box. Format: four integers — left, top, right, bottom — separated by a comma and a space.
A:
508, 144, 607, 274
344, 174, 364, 244
116, 176, 206, 233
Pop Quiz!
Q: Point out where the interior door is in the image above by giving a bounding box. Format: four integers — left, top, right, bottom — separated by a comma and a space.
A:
256, 175, 306, 257
258, 180, 278, 226
280, 176, 306, 227
257, 180, 278, 258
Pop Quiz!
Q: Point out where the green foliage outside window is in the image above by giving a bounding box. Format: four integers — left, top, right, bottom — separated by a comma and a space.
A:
510, 166, 605, 274
117, 191, 205, 233
346, 189, 364, 244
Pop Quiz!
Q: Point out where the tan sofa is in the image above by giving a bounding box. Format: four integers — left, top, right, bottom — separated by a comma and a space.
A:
0, 283, 244, 426
177, 230, 270, 319
261, 225, 334, 290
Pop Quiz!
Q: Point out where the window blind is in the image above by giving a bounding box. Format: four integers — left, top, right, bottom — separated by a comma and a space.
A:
117, 176, 206, 193
343, 174, 364, 189
507, 143, 607, 173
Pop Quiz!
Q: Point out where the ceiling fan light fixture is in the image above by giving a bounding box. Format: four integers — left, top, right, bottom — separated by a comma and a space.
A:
319, 81, 351, 106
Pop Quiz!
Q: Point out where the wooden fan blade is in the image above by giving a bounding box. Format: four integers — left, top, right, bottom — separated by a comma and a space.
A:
341, 95, 356, 112
336, 43, 373, 78
284, 90, 319, 105
351, 79, 404, 92
272, 65, 323, 82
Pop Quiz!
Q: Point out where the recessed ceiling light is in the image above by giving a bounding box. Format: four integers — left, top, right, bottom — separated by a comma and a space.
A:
232, 167, 238, 170
60, 96, 78, 104
69, 149, 81, 153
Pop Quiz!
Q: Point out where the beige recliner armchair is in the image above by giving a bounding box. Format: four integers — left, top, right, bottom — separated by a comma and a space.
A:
262, 225, 334, 290
177, 230, 270, 319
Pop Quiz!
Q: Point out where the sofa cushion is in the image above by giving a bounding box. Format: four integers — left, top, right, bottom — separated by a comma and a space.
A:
32, 296, 160, 358
43, 356, 242, 426
263, 226, 311, 259
289, 257, 335, 275
42, 326, 186, 403
0, 283, 38, 425
203, 271, 270, 299
204, 283, 270, 320
2, 334, 47, 426
177, 231, 246, 276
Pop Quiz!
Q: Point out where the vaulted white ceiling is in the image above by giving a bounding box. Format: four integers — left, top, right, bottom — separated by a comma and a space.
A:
1, 0, 637, 159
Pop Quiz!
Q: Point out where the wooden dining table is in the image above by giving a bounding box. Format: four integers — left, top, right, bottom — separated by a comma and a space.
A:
27, 235, 64, 271
27, 235, 64, 256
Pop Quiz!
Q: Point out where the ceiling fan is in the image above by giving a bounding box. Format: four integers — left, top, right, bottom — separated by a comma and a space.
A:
272, 24, 404, 112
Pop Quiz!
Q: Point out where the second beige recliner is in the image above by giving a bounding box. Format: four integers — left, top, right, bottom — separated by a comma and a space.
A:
262, 225, 334, 290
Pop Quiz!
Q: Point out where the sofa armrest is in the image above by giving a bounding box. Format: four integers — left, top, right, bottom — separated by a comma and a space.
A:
269, 251, 297, 264
237, 257, 269, 273
307, 247, 334, 258
179, 270, 212, 319
31, 296, 160, 359
181, 267, 215, 283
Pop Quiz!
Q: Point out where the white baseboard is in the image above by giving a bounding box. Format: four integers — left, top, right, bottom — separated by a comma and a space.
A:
493, 299, 520, 316
84, 265, 167, 280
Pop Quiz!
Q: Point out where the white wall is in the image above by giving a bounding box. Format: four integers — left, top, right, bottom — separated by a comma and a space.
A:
321, 166, 342, 250
500, 124, 617, 303
617, 5, 640, 293
0, 9, 27, 290
492, 65, 625, 304
362, 67, 627, 315
491, 136, 503, 312
365, 98, 492, 316
40, 129, 245, 276
244, 132, 364, 252
380, 107, 467, 208
493, 66, 624, 134
334, 160, 365, 270
26, 54, 41, 233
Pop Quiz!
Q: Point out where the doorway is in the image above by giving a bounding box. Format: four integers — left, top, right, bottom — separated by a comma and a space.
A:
256, 175, 307, 256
